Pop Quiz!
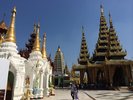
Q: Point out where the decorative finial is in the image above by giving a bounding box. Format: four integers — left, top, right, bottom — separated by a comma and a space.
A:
58, 46, 61, 51
42, 32, 47, 59
36, 23, 40, 33
5, 6, 16, 43
44, 32, 46, 38
32, 23, 40, 51
109, 12, 113, 27
82, 26, 85, 36
109, 12, 112, 23
100, 4, 104, 16
33, 24, 37, 33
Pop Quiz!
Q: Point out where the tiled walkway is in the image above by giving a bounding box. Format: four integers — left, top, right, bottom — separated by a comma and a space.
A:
43, 89, 93, 100
84, 90, 133, 100
43, 89, 133, 100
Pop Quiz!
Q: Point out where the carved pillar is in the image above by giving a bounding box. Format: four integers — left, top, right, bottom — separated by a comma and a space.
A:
93, 68, 96, 84
80, 70, 84, 84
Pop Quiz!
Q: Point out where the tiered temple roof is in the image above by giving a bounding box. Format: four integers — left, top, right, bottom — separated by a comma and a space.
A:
78, 26, 90, 65
26, 24, 37, 52
108, 13, 126, 59
92, 5, 126, 62
92, 5, 109, 61
19, 24, 37, 58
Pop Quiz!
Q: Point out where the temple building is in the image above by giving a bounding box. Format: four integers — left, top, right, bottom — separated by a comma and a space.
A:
54, 46, 65, 76
53, 46, 70, 87
19, 24, 37, 59
72, 5, 133, 89
0, 18, 8, 44
0, 7, 53, 99
0, 7, 26, 100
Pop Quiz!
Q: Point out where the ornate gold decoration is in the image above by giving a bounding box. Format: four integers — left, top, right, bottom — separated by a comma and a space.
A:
32, 23, 40, 51
5, 6, 16, 43
0, 35, 3, 44
42, 32, 47, 59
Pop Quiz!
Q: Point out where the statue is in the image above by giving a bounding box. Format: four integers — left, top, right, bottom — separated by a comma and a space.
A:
25, 76, 30, 87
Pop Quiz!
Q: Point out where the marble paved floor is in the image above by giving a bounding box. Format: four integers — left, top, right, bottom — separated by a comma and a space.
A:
43, 89, 93, 100
84, 90, 133, 100
43, 89, 133, 100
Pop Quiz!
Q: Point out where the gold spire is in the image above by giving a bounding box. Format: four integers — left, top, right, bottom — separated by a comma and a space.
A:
5, 6, 16, 43
32, 23, 40, 51
42, 32, 47, 59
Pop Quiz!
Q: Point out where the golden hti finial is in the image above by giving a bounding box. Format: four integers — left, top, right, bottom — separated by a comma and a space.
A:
109, 12, 113, 26
82, 26, 85, 36
32, 23, 40, 51
57, 45, 61, 52
42, 32, 47, 59
33, 24, 37, 34
100, 4, 104, 16
5, 6, 16, 43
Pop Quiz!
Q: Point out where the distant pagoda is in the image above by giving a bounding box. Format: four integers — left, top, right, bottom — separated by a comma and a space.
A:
108, 13, 126, 59
54, 46, 65, 75
78, 26, 90, 65
0, 20, 8, 44
19, 24, 37, 58
0, 20, 8, 34
26, 24, 37, 52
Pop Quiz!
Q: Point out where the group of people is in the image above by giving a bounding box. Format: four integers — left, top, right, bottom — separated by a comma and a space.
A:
70, 82, 79, 100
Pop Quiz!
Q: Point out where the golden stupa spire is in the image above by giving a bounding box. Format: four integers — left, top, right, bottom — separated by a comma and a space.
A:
5, 6, 16, 43
32, 23, 40, 51
42, 32, 47, 59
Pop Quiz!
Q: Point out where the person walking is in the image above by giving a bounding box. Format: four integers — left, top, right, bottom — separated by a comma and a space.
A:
73, 83, 79, 100
70, 82, 79, 100
70, 83, 74, 100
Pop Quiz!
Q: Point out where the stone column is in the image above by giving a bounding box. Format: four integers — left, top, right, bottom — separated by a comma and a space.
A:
43, 73, 49, 96
46, 74, 49, 96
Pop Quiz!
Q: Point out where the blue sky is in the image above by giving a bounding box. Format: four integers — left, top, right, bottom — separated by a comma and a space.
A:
0, 0, 133, 68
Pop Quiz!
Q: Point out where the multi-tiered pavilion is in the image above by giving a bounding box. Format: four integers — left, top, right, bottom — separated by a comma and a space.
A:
72, 5, 133, 89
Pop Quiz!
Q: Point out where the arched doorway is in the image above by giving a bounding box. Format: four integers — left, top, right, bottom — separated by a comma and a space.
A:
6, 71, 14, 100
113, 67, 126, 87
96, 69, 106, 88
